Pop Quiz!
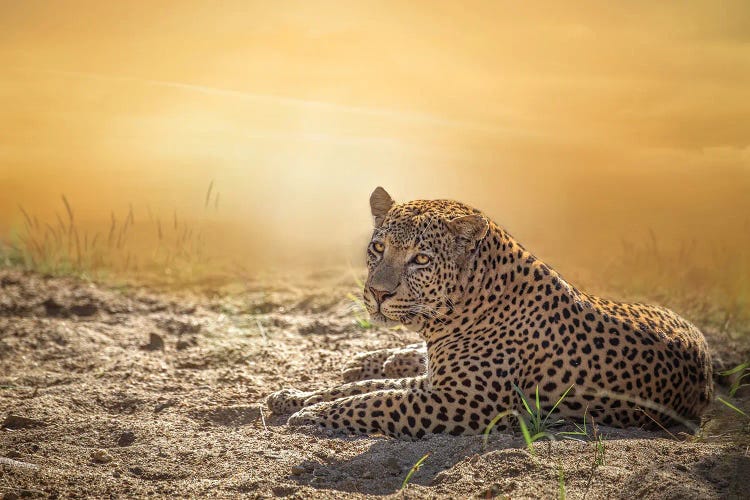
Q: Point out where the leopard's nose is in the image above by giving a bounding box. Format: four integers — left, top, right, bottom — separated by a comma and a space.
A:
369, 287, 395, 305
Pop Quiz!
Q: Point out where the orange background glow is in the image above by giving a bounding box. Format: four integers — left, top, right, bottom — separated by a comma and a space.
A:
1, 1, 749, 273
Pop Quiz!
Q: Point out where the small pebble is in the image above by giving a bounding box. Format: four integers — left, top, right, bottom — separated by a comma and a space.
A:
290, 460, 316, 475
290, 465, 307, 476
141, 332, 164, 351
117, 430, 136, 447
91, 449, 113, 464
1, 414, 47, 430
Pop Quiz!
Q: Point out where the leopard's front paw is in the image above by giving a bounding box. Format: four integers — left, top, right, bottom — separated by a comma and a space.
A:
341, 365, 366, 383
383, 350, 427, 379
341, 350, 391, 382
266, 389, 314, 414
302, 394, 326, 406
287, 404, 328, 428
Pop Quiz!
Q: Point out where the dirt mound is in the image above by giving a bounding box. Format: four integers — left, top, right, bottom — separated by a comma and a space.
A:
0, 269, 748, 498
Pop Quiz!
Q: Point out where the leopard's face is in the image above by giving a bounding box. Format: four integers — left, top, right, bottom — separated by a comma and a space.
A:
363, 195, 489, 331
364, 213, 460, 328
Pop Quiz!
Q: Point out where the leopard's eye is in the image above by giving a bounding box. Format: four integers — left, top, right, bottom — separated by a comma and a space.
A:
413, 253, 430, 265
373, 241, 385, 253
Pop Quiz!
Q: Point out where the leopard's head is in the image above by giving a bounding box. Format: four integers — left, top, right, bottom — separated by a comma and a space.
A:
363, 187, 489, 332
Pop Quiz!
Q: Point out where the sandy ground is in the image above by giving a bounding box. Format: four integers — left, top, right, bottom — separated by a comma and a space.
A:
1, 268, 749, 499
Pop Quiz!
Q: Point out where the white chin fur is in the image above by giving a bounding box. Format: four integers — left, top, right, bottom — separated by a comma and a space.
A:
369, 312, 401, 327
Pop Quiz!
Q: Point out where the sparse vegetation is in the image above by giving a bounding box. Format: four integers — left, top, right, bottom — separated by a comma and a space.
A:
3, 193, 749, 345
594, 430, 606, 466
347, 292, 373, 329
345, 274, 373, 329
0, 183, 222, 286
721, 361, 750, 397
714, 362, 750, 432
483, 384, 575, 455
559, 408, 607, 465
558, 407, 591, 442
513, 384, 575, 452
604, 231, 750, 338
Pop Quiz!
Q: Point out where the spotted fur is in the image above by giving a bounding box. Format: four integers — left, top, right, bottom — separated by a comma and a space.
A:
267, 189, 713, 438
341, 343, 426, 382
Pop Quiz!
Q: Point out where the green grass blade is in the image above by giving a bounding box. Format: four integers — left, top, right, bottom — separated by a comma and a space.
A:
729, 372, 750, 397
346, 292, 366, 309
560, 436, 587, 443
729, 374, 750, 398
347, 292, 372, 329
529, 431, 555, 443
558, 463, 566, 500
512, 383, 533, 416
482, 410, 515, 449
716, 396, 748, 418
542, 384, 575, 427
353, 275, 366, 290
559, 418, 588, 438
596, 436, 607, 466
549, 385, 575, 415
720, 362, 749, 376
517, 416, 535, 455
401, 452, 431, 489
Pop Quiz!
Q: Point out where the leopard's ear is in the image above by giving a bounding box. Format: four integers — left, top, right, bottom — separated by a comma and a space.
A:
448, 214, 489, 245
370, 187, 395, 227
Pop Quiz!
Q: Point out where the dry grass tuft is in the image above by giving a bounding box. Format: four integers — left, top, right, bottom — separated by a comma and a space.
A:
598, 230, 750, 338
0, 182, 224, 286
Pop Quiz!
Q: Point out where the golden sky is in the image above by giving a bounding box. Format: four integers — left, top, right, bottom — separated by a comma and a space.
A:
1, 1, 749, 269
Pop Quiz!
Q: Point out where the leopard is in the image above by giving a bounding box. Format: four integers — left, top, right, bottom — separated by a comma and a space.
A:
266, 187, 713, 438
